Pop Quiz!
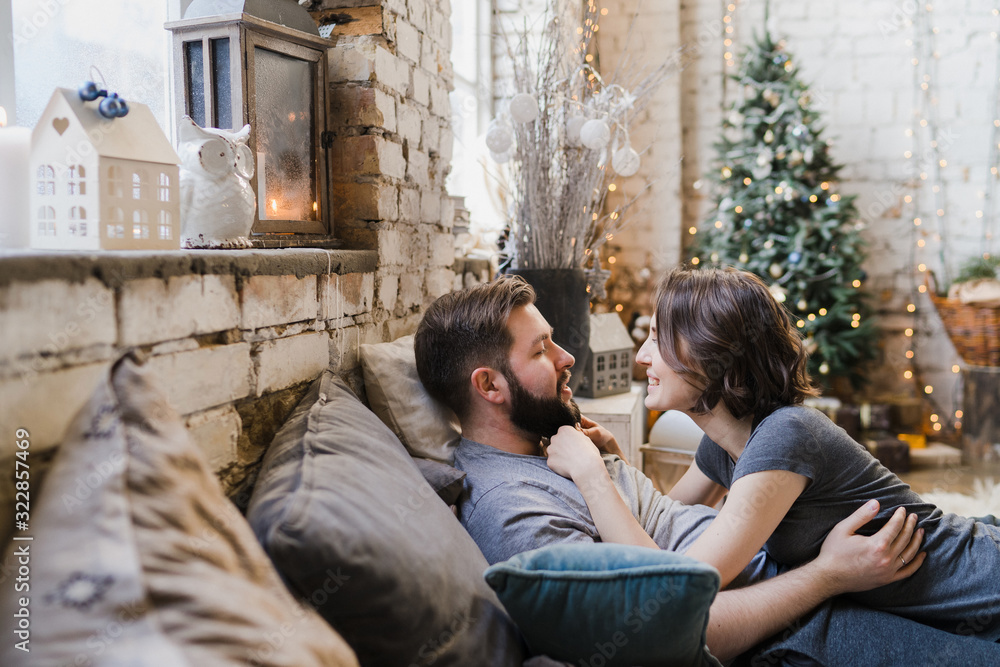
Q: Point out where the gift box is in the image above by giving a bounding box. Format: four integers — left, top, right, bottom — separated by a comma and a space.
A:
865, 436, 911, 474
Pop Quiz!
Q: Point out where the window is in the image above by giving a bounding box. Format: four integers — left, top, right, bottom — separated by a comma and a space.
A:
621, 352, 630, 368
596, 355, 605, 372
68, 206, 87, 236
448, 0, 503, 235
36, 165, 54, 195
107, 166, 125, 197
132, 170, 151, 200
133, 209, 150, 239
67, 165, 86, 195
158, 172, 171, 202
107, 206, 125, 238
9, 1, 171, 135
158, 210, 172, 240
37, 206, 55, 236
610, 354, 618, 370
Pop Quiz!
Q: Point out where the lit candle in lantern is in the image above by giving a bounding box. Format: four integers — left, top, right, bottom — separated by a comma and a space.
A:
0, 106, 31, 249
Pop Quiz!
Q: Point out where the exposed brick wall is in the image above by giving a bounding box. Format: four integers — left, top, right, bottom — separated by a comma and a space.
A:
322, 0, 457, 338
0, 251, 377, 494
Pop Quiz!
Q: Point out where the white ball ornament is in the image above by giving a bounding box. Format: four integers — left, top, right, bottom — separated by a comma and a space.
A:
611, 144, 640, 177
490, 150, 511, 164
485, 123, 513, 154
579, 119, 611, 150
566, 115, 587, 146
509, 93, 539, 123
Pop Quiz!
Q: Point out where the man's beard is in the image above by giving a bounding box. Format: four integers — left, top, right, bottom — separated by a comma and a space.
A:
507, 369, 581, 440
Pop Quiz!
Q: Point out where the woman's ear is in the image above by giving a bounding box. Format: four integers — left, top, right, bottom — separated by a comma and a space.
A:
470, 367, 507, 405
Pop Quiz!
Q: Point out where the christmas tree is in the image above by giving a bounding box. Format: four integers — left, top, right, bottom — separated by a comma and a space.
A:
693, 32, 877, 389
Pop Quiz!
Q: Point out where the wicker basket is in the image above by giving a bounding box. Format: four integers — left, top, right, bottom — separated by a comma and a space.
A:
927, 273, 1000, 367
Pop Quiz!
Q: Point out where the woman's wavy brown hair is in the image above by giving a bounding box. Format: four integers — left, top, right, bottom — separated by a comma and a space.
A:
654, 266, 818, 423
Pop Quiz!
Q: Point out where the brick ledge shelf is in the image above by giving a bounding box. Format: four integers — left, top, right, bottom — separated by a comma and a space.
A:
0, 248, 378, 287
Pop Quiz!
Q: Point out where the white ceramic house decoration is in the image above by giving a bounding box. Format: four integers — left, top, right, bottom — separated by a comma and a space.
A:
29, 88, 181, 250
177, 116, 256, 248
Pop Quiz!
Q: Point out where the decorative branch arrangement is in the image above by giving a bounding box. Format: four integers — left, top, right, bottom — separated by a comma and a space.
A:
488, 2, 677, 274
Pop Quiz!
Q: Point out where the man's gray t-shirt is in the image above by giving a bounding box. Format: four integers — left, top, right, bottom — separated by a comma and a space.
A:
453, 437, 777, 586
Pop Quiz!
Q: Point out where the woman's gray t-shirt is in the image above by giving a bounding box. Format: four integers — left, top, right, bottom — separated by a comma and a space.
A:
695, 405, 1000, 639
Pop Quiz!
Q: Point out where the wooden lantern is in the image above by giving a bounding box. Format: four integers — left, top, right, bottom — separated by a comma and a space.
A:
166, 0, 331, 236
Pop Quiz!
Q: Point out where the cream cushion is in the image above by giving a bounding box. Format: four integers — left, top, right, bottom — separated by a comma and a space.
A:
360, 334, 462, 462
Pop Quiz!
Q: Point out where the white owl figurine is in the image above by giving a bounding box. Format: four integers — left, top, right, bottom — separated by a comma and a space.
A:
178, 116, 256, 248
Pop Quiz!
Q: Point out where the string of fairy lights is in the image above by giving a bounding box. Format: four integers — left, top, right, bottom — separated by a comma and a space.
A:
902, 3, 1000, 435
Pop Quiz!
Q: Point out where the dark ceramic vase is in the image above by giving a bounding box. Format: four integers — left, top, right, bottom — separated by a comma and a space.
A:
506, 268, 591, 392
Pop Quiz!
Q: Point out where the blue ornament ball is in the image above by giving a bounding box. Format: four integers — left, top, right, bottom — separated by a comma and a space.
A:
789, 251, 802, 264
78, 81, 101, 102
743, 219, 753, 228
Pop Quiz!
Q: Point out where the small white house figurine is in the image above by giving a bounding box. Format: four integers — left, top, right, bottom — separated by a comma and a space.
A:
577, 312, 636, 399
177, 117, 256, 248
29, 87, 181, 250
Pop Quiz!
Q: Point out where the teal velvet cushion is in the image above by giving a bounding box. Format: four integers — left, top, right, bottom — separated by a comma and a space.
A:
484, 543, 723, 667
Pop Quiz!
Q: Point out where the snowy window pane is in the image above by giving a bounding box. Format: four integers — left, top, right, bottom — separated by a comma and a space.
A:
12, 1, 169, 136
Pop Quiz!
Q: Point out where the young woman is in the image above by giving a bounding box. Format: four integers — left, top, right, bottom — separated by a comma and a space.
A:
550, 266, 1000, 641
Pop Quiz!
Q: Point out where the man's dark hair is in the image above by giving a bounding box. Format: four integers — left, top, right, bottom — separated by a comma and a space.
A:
415, 275, 536, 419
654, 266, 818, 424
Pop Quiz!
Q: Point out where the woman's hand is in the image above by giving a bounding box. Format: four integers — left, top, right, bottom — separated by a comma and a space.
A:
579, 415, 628, 464
547, 424, 607, 484
812, 500, 925, 594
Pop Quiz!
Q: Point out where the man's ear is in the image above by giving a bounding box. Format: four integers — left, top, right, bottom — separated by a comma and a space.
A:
470, 367, 508, 405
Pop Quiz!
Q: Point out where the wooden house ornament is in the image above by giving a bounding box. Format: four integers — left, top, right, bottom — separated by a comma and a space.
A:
577, 312, 635, 398
29, 88, 181, 250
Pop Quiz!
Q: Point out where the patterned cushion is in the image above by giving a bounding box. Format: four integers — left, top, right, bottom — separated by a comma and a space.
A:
0, 356, 357, 666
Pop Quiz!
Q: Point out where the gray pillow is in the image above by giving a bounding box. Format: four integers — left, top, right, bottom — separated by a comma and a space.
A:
247, 371, 525, 667
413, 456, 467, 505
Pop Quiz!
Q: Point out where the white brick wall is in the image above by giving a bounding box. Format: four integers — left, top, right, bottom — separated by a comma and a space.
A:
147, 343, 252, 415
241, 274, 318, 330
254, 332, 330, 396
0, 278, 115, 361
602, 0, 994, 407
119, 275, 239, 346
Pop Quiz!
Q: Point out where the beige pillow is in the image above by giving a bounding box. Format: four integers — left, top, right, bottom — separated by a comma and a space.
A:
361, 334, 462, 462
0, 356, 358, 667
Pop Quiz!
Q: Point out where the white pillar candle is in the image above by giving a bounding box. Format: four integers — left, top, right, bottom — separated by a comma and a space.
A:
0, 107, 31, 249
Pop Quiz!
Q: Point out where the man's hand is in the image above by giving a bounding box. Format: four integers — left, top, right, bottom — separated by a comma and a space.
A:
812, 499, 925, 595
547, 425, 607, 483
579, 415, 628, 463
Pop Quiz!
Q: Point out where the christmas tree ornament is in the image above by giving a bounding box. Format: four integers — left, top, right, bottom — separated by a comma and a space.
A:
789, 251, 802, 263
769, 263, 784, 278
764, 129, 775, 143
566, 115, 587, 146
485, 122, 514, 154
490, 150, 511, 164
739, 253, 749, 263
797, 299, 808, 310
819, 362, 830, 375
769, 284, 788, 302
509, 92, 539, 123
579, 119, 611, 150
611, 142, 641, 177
